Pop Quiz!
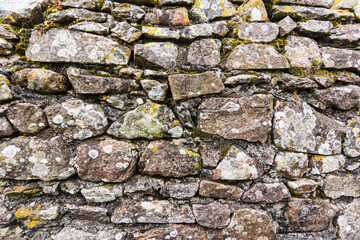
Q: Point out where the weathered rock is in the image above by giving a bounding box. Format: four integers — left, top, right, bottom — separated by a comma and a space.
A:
0, 77, 14, 102
67, 67, 135, 94
0, 117, 14, 137
111, 3, 145, 22
278, 16, 297, 36
101, 0, 114, 13
26, 28, 131, 65
312, 76, 335, 87
145, 8, 190, 26
0, 24, 17, 40
275, 0, 334, 8
81, 184, 123, 203
237, 0, 269, 22
278, 73, 318, 89
199, 180, 244, 200
51, 226, 126, 240
134, 42, 178, 69
102, 92, 146, 111
287, 179, 318, 194
237, 22, 279, 42
311, 155, 346, 174
332, 0, 358, 9
11, 68, 68, 93
199, 142, 221, 168
110, 21, 142, 43
107, 102, 182, 139
0, 135, 75, 181
225, 73, 271, 86
180, 21, 229, 40
314, 85, 360, 110
139, 139, 201, 178
45, 98, 108, 141
193, 202, 230, 229
225, 44, 290, 70
61, 0, 104, 10
190, 0, 236, 22
213, 146, 263, 180
15, 202, 60, 228
325, 24, 360, 48
143, 69, 168, 78
282, 198, 338, 232
75, 137, 138, 182
285, 36, 321, 68
321, 47, 360, 72
118, 67, 144, 79
242, 182, 290, 203
69, 21, 109, 35
274, 152, 308, 179
198, 94, 274, 142
48, 9, 107, 23
6, 103, 47, 134
0, 39, 12, 56
323, 174, 360, 198
111, 201, 195, 223
273, 101, 344, 155
222, 208, 276, 240
160, 180, 198, 199
135, 224, 207, 240
344, 117, 360, 157
187, 39, 221, 68
159, 0, 193, 6
64, 204, 108, 221
142, 26, 180, 39
337, 198, 360, 240
0, 204, 12, 225
140, 79, 168, 101
169, 72, 224, 100
298, 20, 333, 37
124, 175, 164, 197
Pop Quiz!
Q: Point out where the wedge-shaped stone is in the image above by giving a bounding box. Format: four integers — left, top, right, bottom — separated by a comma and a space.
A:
322, 47, 360, 72
69, 21, 109, 35
298, 20, 333, 37
199, 180, 244, 200
142, 26, 180, 39
134, 42, 178, 69
0, 135, 75, 181
198, 94, 274, 142
242, 182, 291, 203
237, 22, 279, 43
190, 0, 236, 22
337, 199, 360, 240
140, 79, 168, 101
64, 204, 108, 221
145, 8, 190, 26
110, 21, 142, 44
160, 180, 198, 199
61, 0, 104, 10
313, 85, 360, 110
325, 24, 360, 48
323, 174, 360, 199
285, 36, 321, 68
135, 225, 207, 240
26, 28, 131, 65
274, 152, 308, 179
124, 175, 164, 197
81, 184, 123, 203
287, 179, 318, 194
273, 101, 345, 155
237, 0, 269, 22
225, 44, 290, 70
180, 21, 228, 40
111, 200, 195, 224
111, 3, 145, 22
275, 0, 334, 8
311, 155, 346, 174
193, 202, 231, 229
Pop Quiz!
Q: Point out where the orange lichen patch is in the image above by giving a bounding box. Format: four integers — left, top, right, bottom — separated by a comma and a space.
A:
194, 162, 200, 168
151, 147, 157, 152
184, 149, 200, 157
145, 26, 157, 36
15, 208, 30, 219
313, 155, 325, 162
173, 120, 180, 126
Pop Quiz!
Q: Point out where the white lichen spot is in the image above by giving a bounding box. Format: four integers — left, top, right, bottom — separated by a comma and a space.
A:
52, 115, 63, 124
88, 150, 99, 159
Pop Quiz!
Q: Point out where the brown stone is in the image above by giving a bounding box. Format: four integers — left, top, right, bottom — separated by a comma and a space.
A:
199, 180, 244, 200
199, 142, 221, 168
193, 202, 231, 229
287, 179, 318, 194
323, 174, 360, 199
124, 175, 164, 197
160, 181, 199, 199
242, 182, 290, 203
135, 224, 207, 240
0, 117, 14, 137
145, 7, 190, 26
274, 152, 308, 179
64, 204, 108, 221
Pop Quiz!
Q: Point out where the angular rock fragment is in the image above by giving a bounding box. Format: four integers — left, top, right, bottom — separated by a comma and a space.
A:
26, 28, 131, 65
102, 92, 146, 111
314, 85, 360, 110
81, 184, 123, 203
332, 0, 358, 9
274, 152, 308, 179
134, 42, 178, 69
169, 72, 224, 100
237, 22, 279, 42
199, 180, 244, 200
242, 182, 290, 203
311, 155, 346, 174
15, 202, 60, 228
139, 139, 201, 178
107, 102, 182, 139
51, 226, 127, 240
298, 20, 333, 37
193, 202, 231, 229
287, 179, 318, 194
135, 224, 207, 240
0, 117, 14, 137
0, 204, 12, 225
48, 9, 107, 23
140, 79, 168, 101
145, 8, 190, 26
160, 180, 198, 199
142, 26, 180, 39
45, 98, 108, 141
180, 21, 228, 40
64, 204, 108, 221
110, 21, 142, 43
0, 39, 12, 56
325, 24, 360, 48
159, 0, 193, 6
187, 39, 221, 68
237, 0, 269, 22
198, 94, 274, 142
275, 0, 334, 8
0, 77, 14, 102
199, 142, 221, 168
323, 174, 360, 198
278, 16, 297, 36
285, 36, 321, 68
278, 73, 318, 89
111, 201, 195, 223
190, 0, 236, 22
0, 24, 17, 40
124, 175, 164, 197
69, 21, 109, 35
322, 47, 360, 72
61, 0, 104, 10
344, 117, 360, 157
111, 3, 145, 22
337, 199, 360, 240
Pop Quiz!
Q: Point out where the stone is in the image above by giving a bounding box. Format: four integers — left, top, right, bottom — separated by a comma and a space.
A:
143, 69, 168, 78
325, 24, 360, 48
6, 103, 48, 134
101, 0, 114, 12
0, 117, 14, 137
134, 42, 178, 69
51, 226, 126, 240
312, 76, 335, 87
139, 139, 201, 178
69, 21, 109, 35
311, 155, 346, 174
282, 198, 338, 232
213, 146, 263, 180
274, 152, 308, 179
199, 180, 244, 200
242, 182, 291, 203
159, 0, 194, 6
45, 98, 108, 141
140, 79, 168, 101
0, 24, 17, 40
321, 47, 360, 72
81, 184, 123, 203
111, 200, 195, 224
187, 39, 221, 68
124, 175, 164, 197
237, 22, 279, 42
61, 0, 104, 10
332, 0, 358, 9
197, 94, 274, 142
193, 202, 230, 229
337, 199, 360, 240
15, 202, 60, 228
48, 9, 107, 23
142, 26, 180, 40
169, 72, 224, 100
278, 73, 318, 89
222, 208, 276, 240
0, 77, 14, 101
111, 3, 145, 22
298, 20, 333, 37
160, 180, 199, 199
275, 0, 334, 8
118, 67, 144, 79
0, 205, 12, 225
64, 204, 108, 221
101, 92, 146, 111
278, 16, 297, 36
107, 102, 182, 139
0, 135, 75, 181
323, 174, 360, 198
26, 28, 131, 66
285, 36, 321, 68
237, 0, 269, 22
0, 39, 12, 56
344, 117, 360, 157
11, 68, 68, 93
67, 67, 135, 95
190, 0, 236, 22
225, 44, 290, 70
180, 21, 229, 40
135, 224, 207, 240
110, 21, 142, 43
75, 136, 138, 182
145, 8, 190, 26
199, 142, 221, 168
287, 179, 318, 194
273, 101, 344, 155
314, 85, 360, 110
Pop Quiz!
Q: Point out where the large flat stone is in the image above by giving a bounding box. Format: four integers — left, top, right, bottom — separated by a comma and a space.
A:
190, 0, 236, 22
321, 47, 360, 72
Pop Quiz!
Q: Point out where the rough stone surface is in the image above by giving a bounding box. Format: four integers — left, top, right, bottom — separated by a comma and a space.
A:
298, 20, 333, 37
145, 8, 190, 26
237, 0, 269, 22
51, 226, 126, 240
237, 22, 279, 42
159, 0, 193, 6
193, 202, 231, 229
140, 79, 168, 101
313, 85, 360, 110
160, 181, 198, 199
15, 202, 60, 228
199, 142, 221, 168
199, 180, 244, 200
135, 224, 207, 240
323, 174, 360, 199
190, 0, 236, 22
274, 152, 308, 179
61, 0, 104, 10
0, 38, 12, 56
311, 155, 346, 174
0, 77, 14, 101
142, 26, 180, 40
285, 36, 321, 68
111, 3, 145, 22
278, 73, 318, 89
278, 16, 297, 36
187, 39, 221, 68
81, 184, 123, 203
69, 21, 109, 35
180, 21, 228, 40
0, 117, 14, 137
337, 199, 360, 240
110, 21, 142, 44
322, 47, 360, 72
325, 24, 360, 48
47, 9, 107, 23
242, 182, 291, 203
0, 24, 17, 40
64, 204, 108, 221
344, 117, 360, 157
124, 175, 164, 197
287, 179, 318, 194
275, 0, 334, 8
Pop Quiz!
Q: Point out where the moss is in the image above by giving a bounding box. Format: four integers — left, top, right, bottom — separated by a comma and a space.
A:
220, 145, 232, 158
191, 128, 213, 140
312, 58, 321, 66
268, 37, 287, 54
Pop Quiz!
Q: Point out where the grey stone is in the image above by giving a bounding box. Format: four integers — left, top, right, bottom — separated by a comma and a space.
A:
199, 142, 221, 168
325, 24, 360, 48
274, 152, 308, 179
110, 21, 142, 43
313, 85, 360, 110
160, 180, 199, 199
0, 117, 14, 137
0, 205, 12, 224
199, 180, 244, 200
237, 22, 279, 42
242, 182, 291, 203
124, 175, 164, 197
135, 225, 207, 240
190, 0, 236, 22
0, 39, 12, 56
332, 0, 358, 9
311, 155, 346, 174
344, 117, 360, 157
285, 36, 321, 68
236, 0, 269, 22
323, 174, 360, 199
322, 47, 360, 72
143, 69, 168, 78
275, 0, 334, 8
278, 16, 297, 36
0, 24, 17, 40
48, 9, 108, 23
111, 3, 145, 22
193, 202, 231, 229
81, 184, 123, 203
51, 226, 126, 240
140, 79, 168, 101
337, 199, 360, 240
142, 26, 180, 40
69, 21, 109, 35
0, 77, 13, 102
298, 20, 333, 37
187, 39, 221, 68
287, 179, 318, 194
64, 204, 108, 221
278, 73, 318, 89
180, 21, 229, 40
61, 0, 104, 10
224, 73, 271, 86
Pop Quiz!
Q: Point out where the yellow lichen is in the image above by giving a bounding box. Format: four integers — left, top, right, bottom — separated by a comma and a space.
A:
173, 120, 180, 126
151, 147, 157, 152
184, 149, 200, 157
15, 208, 30, 219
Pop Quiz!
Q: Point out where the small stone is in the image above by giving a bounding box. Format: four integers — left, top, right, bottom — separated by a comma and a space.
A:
213, 146, 263, 180
139, 139, 201, 178
0, 117, 14, 137
111, 200, 195, 224
111, 3, 145, 22
312, 76, 335, 87
81, 184, 123, 203
190, 0, 236, 22
199, 180, 244, 200
0, 24, 17, 40
140, 79, 168, 101
160, 180, 199, 199
180, 21, 229, 40
142, 26, 180, 40
237, 0, 269, 22
110, 21, 142, 43
15, 202, 60, 228
274, 152, 308, 179
101, 0, 114, 12
337, 198, 360, 240
285, 36, 321, 68
242, 182, 290, 203
135, 224, 207, 240
158, 0, 193, 7
344, 117, 360, 157
224, 73, 271, 86
118, 66, 144, 79
278, 73, 318, 89
61, 0, 104, 10
145, 7, 190, 26
169, 72, 224, 100
275, 0, 333, 8
332, 0, 358, 9
237, 22, 279, 42
6, 103, 48, 134
101, 92, 146, 111
199, 142, 221, 168
48, 9, 108, 23
124, 175, 164, 197
51, 227, 126, 240
187, 39, 221, 68
193, 202, 231, 229
45, 98, 108, 141
311, 155, 346, 174
322, 47, 360, 72
287, 179, 318, 194
323, 174, 360, 199
0, 77, 13, 101
0, 205, 12, 224
278, 16, 297, 36
0, 38, 12, 56
64, 204, 108, 221
143, 69, 168, 78
69, 21, 109, 35
298, 20, 333, 37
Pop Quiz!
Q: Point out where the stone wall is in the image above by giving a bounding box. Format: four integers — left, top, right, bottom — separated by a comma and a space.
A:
0, 0, 360, 239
